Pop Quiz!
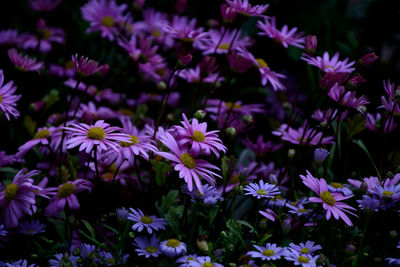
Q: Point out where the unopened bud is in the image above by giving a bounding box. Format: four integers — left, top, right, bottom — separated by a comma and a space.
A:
197, 240, 209, 252
98, 64, 109, 75
288, 149, 295, 159
128, 232, 135, 238
314, 148, 330, 164
282, 102, 292, 110
304, 35, 317, 56
357, 105, 367, 115
242, 114, 254, 125
281, 218, 292, 234
357, 52, 378, 69
225, 127, 236, 138
389, 230, 398, 238
269, 174, 278, 184
346, 74, 366, 90
177, 53, 192, 69
157, 81, 167, 90
194, 110, 206, 120
360, 182, 369, 192
345, 244, 356, 254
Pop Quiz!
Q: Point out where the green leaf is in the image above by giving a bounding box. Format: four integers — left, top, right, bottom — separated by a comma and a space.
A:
81, 219, 96, 238
151, 159, 171, 186
156, 189, 179, 216
346, 114, 366, 139
24, 115, 37, 137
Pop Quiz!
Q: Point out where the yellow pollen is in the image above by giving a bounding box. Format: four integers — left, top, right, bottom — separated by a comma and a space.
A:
325, 64, 335, 70
0, 94, 3, 103
225, 102, 242, 109
203, 263, 214, 267
155, 68, 167, 77
106, 258, 115, 265
102, 172, 114, 181
87, 127, 106, 140
42, 29, 52, 40
34, 129, 50, 139
218, 43, 230, 50
298, 208, 308, 213
382, 190, 393, 197
297, 137, 308, 143
187, 257, 195, 261
298, 255, 309, 263
101, 16, 115, 27
255, 58, 268, 68
257, 189, 268, 195
320, 191, 336, 206
153, 30, 161, 37
262, 249, 275, 256
145, 246, 157, 253
331, 182, 344, 188
57, 183, 75, 198
120, 135, 138, 147
182, 38, 194, 44
5, 184, 18, 201
300, 248, 310, 254
180, 153, 196, 169
275, 195, 283, 200
192, 131, 205, 142
229, 174, 240, 184
166, 239, 180, 248
140, 215, 153, 224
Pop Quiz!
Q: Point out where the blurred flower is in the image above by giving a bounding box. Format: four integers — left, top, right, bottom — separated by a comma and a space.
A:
357, 52, 378, 69
313, 148, 329, 163
357, 195, 380, 212
8, 48, 44, 72
258, 17, 305, 48
285, 249, 319, 266
164, 16, 207, 44
242, 135, 282, 156
225, 0, 269, 17
176, 254, 198, 266
304, 35, 317, 56
190, 256, 224, 267
380, 80, 400, 114
128, 208, 167, 234
28, 0, 62, 12
0, 69, 21, 120
288, 241, 322, 255
259, 208, 276, 221
72, 54, 108, 76
0, 29, 20, 46
18, 219, 46, 236
182, 184, 223, 205
328, 83, 369, 109
18, 127, 56, 157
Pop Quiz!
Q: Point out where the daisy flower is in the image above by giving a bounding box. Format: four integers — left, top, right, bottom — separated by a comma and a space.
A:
81, 0, 129, 41
285, 250, 319, 267
72, 54, 108, 77
28, 0, 62, 12
0, 169, 41, 228
7, 48, 44, 72
287, 203, 311, 216
159, 238, 187, 257
247, 243, 288, 261
356, 195, 380, 212
175, 113, 227, 158
64, 120, 131, 153
178, 66, 223, 84
300, 170, 357, 226
328, 83, 369, 109
176, 254, 198, 267
157, 132, 222, 194
45, 179, 92, 217
258, 17, 305, 48
380, 80, 400, 114
242, 135, 282, 156
0, 69, 21, 120
182, 184, 223, 205
18, 127, 55, 156
370, 184, 400, 200
288, 241, 322, 255
18, 219, 46, 236
133, 234, 161, 258
164, 15, 208, 44
0, 29, 20, 46
0, 224, 7, 236
190, 256, 224, 267
301, 52, 355, 73
225, 0, 269, 17
128, 208, 167, 234
259, 208, 277, 221
244, 180, 280, 199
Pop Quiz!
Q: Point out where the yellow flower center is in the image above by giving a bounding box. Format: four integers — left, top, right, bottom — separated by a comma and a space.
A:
146, 246, 157, 253
257, 189, 268, 195
155, 68, 167, 77
57, 183, 76, 198
187, 257, 195, 261
101, 16, 115, 27
325, 64, 335, 70
229, 174, 240, 184
140, 215, 153, 224
166, 239, 180, 248
300, 248, 310, 254
382, 190, 393, 197
320, 191, 336, 206
203, 263, 214, 267
180, 153, 196, 169
5, 184, 18, 201
218, 43, 230, 50
225, 102, 242, 109
262, 249, 275, 256
191, 131, 205, 142
106, 258, 115, 265
34, 129, 50, 139
120, 135, 138, 147
255, 58, 268, 68
298, 208, 309, 213
87, 127, 106, 140
298, 255, 309, 263
331, 182, 343, 188
42, 29, 52, 40
0, 94, 3, 103
153, 30, 161, 37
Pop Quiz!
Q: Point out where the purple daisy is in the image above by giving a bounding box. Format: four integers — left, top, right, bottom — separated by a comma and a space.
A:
176, 254, 199, 267
0, 29, 20, 46
133, 234, 161, 258
64, 120, 131, 153
285, 250, 319, 267
242, 135, 282, 156
259, 208, 277, 221
0, 69, 21, 120
225, 0, 269, 17
328, 83, 369, 109
0, 224, 6, 236
18, 127, 55, 156
157, 132, 222, 194
159, 238, 187, 257
0, 169, 41, 228
247, 243, 288, 261
190, 256, 224, 267
258, 17, 305, 48
81, 0, 129, 41
45, 179, 92, 217
178, 66, 223, 84
7, 48, 44, 72
288, 241, 322, 255
357, 195, 380, 212
244, 180, 280, 199
18, 219, 46, 236
164, 15, 208, 44
182, 184, 223, 205
28, 0, 62, 12
287, 203, 312, 216
128, 208, 167, 234
301, 52, 355, 73
175, 113, 227, 158
300, 170, 357, 226
380, 80, 400, 114
72, 54, 108, 77
370, 184, 400, 200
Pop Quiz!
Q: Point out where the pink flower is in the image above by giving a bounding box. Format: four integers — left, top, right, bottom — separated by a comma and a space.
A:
259, 208, 276, 221
164, 16, 208, 44
64, 120, 131, 153
380, 80, 400, 114
0, 169, 41, 228
72, 54, 108, 76
257, 17, 305, 48
45, 179, 92, 217
301, 52, 355, 73
300, 170, 357, 226
178, 66, 223, 84
328, 83, 369, 109
0, 70, 21, 120
225, 0, 269, 17
157, 132, 221, 194
242, 135, 282, 156
8, 48, 44, 72
18, 127, 56, 157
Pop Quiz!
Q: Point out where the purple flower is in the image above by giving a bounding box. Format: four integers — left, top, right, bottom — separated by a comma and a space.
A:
247, 243, 287, 261
285, 249, 319, 267
49, 253, 79, 267
304, 35, 317, 56
164, 15, 208, 44
81, 0, 129, 41
258, 17, 305, 48
244, 180, 280, 199
242, 135, 282, 156
225, 0, 269, 17
8, 48, 44, 72
0, 69, 21, 120
176, 254, 198, 267
370, 184, 400, 200
72, 54, 108, 77
0, 224, 7, 236
0, 169, 41, 228
178, 66, 223, 84
0, 29, 20, 46
357, 195, 380, 212
28, 0, 62, 12
328, 83, 369, 109
45, 179, 92, 217
259, 208, 277, 221
190, 256, 224, 267
380, 80, 400, 114
357, 52, 378, 68
18, 219, 46, 236
133, 234, 161, 258
313, 148, 330, 163
182, 184, 223, 205
160, 239, 187, 257
288, 241, 322, 255
128, 208, 167, 234
18, 127, 55, 156
301, 52, 355, 73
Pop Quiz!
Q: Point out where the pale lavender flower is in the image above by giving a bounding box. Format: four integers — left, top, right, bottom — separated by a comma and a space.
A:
0, 69, 21, 120
225, 0, 269, 17
285, 249, 319, 267
190, 256, 224, 267
18, 219, 46, 235
160, 239, 187, 257
0, 29, 20, 46
244, 180, 280, 199
133, 234, 161, 258
128, 208, 167, 234
357, 195, 380, 212
72, 54, 108, 76
176, 254, 198, 267
29, 0, 62, 12
247, 243, 287, 261
288, 241, 322, 255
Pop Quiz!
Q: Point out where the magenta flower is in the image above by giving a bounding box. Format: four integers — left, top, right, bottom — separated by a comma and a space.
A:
64, 120, 131, 153
259, 208, 277, 221
45, 179, 92, 216
72, 54, 108, 77
157, 132, 221, 194
257, 17, 305, 48
300, 170, 357, 226
164, 15, 208, 44
0, 169, 41, 228
242, 135, 282, 156
178, 66, 223, 84
8, 48, 44, 72
0, 70, 21, 120
225, 0, 269, 17
28, 0, 62, 12
18, 127, 56, 156
81, 0, 129, 41
328, 83, 369, 109
380, 80, 400, 114
301, 52, 355, 73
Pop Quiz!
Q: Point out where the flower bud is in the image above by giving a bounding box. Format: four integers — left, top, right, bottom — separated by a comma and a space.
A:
177, 53, 192, 69
242, 114, 254, 125
319, 72, 349, 91
345, 244, 356, 254
389, 230, 398, 238
357, 105, 367, 115
346, 74, 366, 90
194, 110, 206, 120
288, 149, 295, 159
304, 35, 317, 56
314, 148, 330, 163
357, 52, 378, 69
225, 127, 236, 138
360, 182, 369, 192
157, 81, 167, 91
